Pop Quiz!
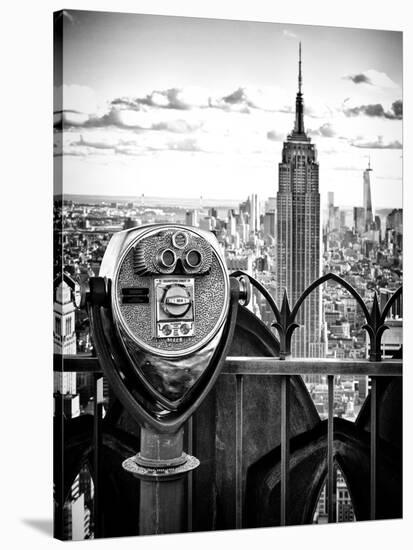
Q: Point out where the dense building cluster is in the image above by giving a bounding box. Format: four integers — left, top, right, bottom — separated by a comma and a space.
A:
54, 188, 402, 385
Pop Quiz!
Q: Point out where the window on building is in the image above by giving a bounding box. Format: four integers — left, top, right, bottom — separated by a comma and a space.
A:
65, 317, 73, 335
55, 317, 61, 336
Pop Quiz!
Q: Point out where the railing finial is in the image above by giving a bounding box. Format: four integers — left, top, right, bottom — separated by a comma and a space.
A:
363, 291, 389, 362
272, 288, 299, 360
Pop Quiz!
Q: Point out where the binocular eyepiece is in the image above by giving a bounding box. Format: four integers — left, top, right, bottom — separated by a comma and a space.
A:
156, 246, 203, 273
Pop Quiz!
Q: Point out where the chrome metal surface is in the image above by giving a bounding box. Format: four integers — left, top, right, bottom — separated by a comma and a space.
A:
108, 224, 230, 358
122, 454, 200, 481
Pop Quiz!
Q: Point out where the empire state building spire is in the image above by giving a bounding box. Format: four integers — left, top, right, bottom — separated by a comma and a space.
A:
294, 42, 305, 135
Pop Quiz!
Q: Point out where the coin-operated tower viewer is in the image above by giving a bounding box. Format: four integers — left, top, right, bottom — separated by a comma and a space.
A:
87, 224, 248, 535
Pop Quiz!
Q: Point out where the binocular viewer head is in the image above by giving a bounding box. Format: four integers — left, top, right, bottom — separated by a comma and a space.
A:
100, 224, 230, 358
89, 224, 244, 432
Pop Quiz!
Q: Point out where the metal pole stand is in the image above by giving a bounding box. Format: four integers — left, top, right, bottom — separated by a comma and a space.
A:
122, 427, 199, 535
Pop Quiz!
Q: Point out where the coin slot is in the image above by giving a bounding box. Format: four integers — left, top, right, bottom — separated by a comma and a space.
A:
121, 287, 149, 295
172, 231, 189, 249
122, 295, 149, 304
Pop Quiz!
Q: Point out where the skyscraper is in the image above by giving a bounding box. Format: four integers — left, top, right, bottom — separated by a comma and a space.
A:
363, 159, 374, 231
53, 274, 80, 418
185, 209, 198, 227
275, 43, 321, 357
250, 193, 260, 234
264, 211, 276, 239
353, 206, 365, 235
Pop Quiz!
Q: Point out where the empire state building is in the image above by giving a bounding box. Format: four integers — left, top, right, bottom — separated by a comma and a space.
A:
275, 43, 322, 358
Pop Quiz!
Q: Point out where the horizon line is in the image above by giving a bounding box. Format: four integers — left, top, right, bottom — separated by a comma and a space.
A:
56, 192, 401, 210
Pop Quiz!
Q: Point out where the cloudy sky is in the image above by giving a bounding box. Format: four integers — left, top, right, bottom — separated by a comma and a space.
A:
54, 10, 402, 207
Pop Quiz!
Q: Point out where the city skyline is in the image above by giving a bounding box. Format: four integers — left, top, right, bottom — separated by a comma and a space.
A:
54, 11, 402, 208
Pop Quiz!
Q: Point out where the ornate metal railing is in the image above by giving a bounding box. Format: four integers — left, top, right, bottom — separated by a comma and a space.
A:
227, 271, 402, 526
54, 354, 402, 532
231, 271, 402, 361
54, 273, 402, 535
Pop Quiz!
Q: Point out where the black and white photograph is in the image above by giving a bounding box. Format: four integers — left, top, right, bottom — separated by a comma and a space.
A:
52, 8, 403, 542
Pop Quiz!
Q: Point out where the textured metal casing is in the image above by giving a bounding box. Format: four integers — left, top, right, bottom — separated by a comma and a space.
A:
99, 224, 230, 359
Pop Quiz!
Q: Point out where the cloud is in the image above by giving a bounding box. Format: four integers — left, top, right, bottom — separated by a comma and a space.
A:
344, 100, 402, 120
266, 130, 284, 141
343, 69, 399, 89
168, 138, 201, 152
61, 134, 146, 157
90, 88, 211, 114
222, 88, 247, 105
152, 119, 203, 133
127, 85, 292, 114
55, 82, 402, 163
110, 97, 142, 110
138, 87, 210, 110
283, 29, 298, 39
60, 103, 204, 133
391, 99, 403, 118
344, 73, 372, 85
87, 107, 153, 129
308, 123, 336, 138
345, 103, 386, 117
210, 89, 250, 113
213, 86, 291, 113
54, 110, 90, 129
56, 149, 88, 157
351, 136, 402, 149
70, 135, 115, 150
59, 128, 207, 157
303, 99, 334, 119
145, 91, 172, 108
58, 86, 297, 133
319, 123, 336, 137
